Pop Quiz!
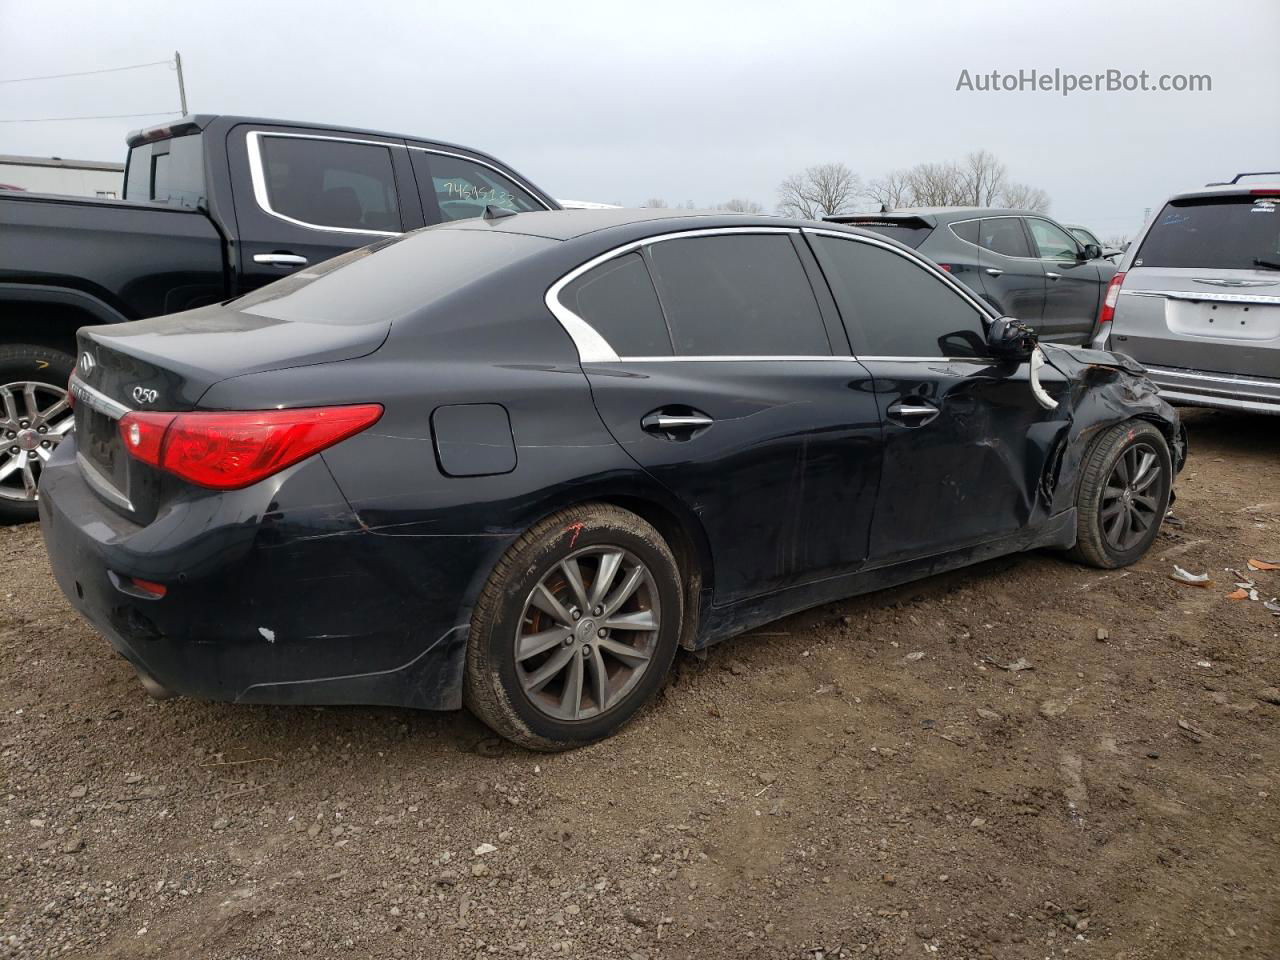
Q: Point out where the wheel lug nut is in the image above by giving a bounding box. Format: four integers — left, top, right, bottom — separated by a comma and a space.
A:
581, 645, 592, 657
571, 609, 580, 621
593, 606, 603, 616
597, 628, 607, 638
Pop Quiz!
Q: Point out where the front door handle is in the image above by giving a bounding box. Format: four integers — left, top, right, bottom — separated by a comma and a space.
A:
984, 267, 1004, 277
641, 410, 714, 438
1045, 271, 1062, 280
253, 253, 309, 268
886, 400, 940, 427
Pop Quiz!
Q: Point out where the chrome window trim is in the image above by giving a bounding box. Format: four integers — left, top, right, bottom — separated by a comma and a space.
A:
246, 130, 403, 237
245, 131, 555, 237
545, 226, 806, 364
1123, 289, 1280, 306
69, 376, 130, 419
944, 215, 1036, 261
76, 452, 134, 513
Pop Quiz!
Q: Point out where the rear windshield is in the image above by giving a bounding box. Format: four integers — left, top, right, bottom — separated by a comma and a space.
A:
1135, 195, 1280, 270
842, 220, 934, 249
123, 134, 206, 208
236, 227, 554, 325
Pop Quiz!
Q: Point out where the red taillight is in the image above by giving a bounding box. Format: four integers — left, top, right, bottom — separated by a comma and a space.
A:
937, 263, 953, 272
118, 404, 383, 490
1250, 189, 1280, 196
1098, 271, 1126, 326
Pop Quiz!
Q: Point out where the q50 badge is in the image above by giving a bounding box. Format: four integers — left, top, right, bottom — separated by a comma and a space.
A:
132, 386, 159, 405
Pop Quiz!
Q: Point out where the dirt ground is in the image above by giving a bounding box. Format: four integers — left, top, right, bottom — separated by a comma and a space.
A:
2, 408, 1278, 960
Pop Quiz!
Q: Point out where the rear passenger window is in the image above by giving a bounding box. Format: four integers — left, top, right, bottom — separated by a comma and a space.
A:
950, 220, 980, 244
259, 136, 402, 232
979, 218, 1032, 258
559, 253, 673, 357
646, 234, 830, 357
812, 236, 986, 358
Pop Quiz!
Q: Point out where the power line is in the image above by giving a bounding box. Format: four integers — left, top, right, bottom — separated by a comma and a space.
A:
0, 111, 181, 124
0, 59, 173, 85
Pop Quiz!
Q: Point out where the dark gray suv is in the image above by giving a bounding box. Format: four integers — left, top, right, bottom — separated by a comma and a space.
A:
828, 208, 1118, 345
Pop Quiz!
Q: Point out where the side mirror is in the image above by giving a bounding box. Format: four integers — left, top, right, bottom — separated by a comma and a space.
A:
1082, 243, 1103, 260
986, 316, 1037, 359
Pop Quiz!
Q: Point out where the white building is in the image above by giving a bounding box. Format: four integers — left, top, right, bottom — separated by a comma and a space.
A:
0, 155, 125, 198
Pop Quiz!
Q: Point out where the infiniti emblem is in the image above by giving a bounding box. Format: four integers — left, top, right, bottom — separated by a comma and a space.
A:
79, 352, 96, 375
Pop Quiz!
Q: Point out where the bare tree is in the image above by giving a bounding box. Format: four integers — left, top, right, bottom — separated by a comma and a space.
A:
776, 163, 862, 219
998, 182, 1051, 213
957, 150, 1007, 206
718, 198, 765, 214
864, 169, 913, 210
642, 197, 670, 209
904, 162, 964, 206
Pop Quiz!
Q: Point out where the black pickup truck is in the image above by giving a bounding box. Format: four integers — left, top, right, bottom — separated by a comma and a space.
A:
0, 114, 559, 520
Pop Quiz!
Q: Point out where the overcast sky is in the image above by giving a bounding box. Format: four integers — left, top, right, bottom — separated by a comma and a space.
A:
2, 0, 1277, 238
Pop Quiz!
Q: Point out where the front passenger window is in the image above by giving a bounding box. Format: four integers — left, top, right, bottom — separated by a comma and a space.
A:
1027, 218, 1081, 261
812, 236, 986, 358
420, 153, 544, 222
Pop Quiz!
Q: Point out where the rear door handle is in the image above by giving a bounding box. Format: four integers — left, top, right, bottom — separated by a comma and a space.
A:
641, 410, 714, 437
886, 400, 940, 427
253, 253, 308, 267
984, 268, 1003, 277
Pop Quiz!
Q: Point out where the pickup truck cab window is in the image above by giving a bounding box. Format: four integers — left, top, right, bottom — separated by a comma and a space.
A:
257, 136, 402, 233
123, 134, 205, 208
417, 152, 545, 222
811, 234, 986, 357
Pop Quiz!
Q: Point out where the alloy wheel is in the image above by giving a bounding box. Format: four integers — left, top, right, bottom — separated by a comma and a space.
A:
0, 381, 74, 504
515, 545, 661, 722
1100, 440, 1162, 552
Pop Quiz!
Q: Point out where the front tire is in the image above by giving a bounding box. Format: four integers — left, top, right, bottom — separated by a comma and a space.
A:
1068, 420, 1172, 569
464, 504, 683, 751
0, 344, 76, 524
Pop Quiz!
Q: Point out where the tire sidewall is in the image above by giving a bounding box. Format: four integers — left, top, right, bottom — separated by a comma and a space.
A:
480, 517, 682, 747
1083, 423, 1172, 567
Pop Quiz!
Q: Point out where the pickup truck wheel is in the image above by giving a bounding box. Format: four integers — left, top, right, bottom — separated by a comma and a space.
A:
0, 345, 76, 523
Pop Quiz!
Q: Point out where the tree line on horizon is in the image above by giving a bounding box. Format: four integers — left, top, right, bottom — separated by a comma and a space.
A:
640, 150, 1051, 220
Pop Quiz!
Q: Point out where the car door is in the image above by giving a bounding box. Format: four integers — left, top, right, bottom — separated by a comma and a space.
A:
559, 228, 884, 605
806, 228, 1067, 564
226, 125, 424, 294
958, 216, 1047, 325
1025, 216, 1103, 344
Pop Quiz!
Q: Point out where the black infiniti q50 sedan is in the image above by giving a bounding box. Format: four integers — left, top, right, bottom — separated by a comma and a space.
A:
40, 210, 1185, 749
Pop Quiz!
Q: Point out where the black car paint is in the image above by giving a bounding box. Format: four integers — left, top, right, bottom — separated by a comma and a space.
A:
38, 212, 1183, 712
0, 113, 558, 339
827, 209, 1116, 345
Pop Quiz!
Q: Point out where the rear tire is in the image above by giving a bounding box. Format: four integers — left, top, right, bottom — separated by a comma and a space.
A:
463, 504, 683, 751
1068, 420, 1172, 569
0, 344, 76, 524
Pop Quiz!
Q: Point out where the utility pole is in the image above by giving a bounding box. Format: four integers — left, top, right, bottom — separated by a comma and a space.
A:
174, 50, 188, 116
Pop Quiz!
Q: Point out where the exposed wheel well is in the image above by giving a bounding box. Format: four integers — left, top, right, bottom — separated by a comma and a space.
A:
595, 494, 709, 650
0, 301, 101, 358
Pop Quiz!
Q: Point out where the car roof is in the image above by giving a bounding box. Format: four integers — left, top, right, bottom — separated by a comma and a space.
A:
439, 208, 848, 241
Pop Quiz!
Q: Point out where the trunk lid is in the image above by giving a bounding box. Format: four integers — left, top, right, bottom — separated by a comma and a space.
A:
72, 302, 389, 521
